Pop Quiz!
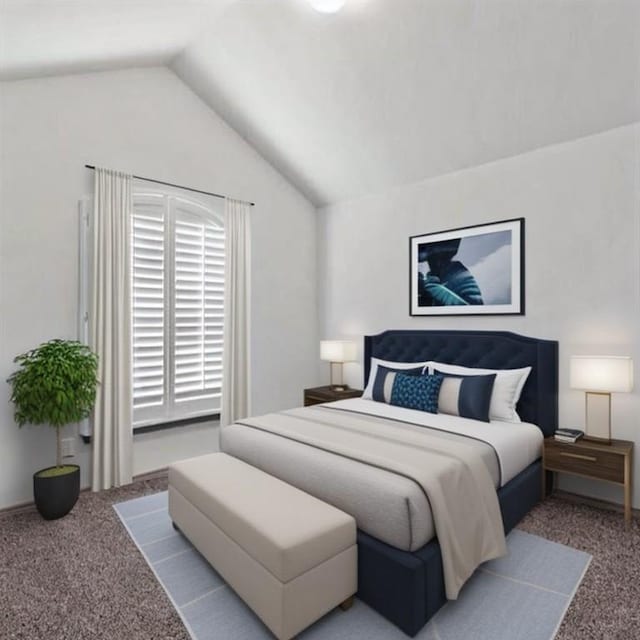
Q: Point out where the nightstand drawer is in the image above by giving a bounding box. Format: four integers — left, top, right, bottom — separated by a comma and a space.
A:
545, 442, 624, 484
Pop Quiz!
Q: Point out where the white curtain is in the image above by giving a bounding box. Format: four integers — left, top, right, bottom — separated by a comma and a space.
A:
222, 198, 252, 427
90, 167, 133, 491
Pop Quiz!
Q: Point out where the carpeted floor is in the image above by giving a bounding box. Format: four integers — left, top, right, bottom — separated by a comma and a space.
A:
0, 476, 638, 640
518, 498, 640, 639
0, 477, 189, 640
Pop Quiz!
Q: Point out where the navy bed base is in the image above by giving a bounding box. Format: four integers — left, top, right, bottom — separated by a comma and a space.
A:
357, 330, 558, 636
356, 460, 542, 636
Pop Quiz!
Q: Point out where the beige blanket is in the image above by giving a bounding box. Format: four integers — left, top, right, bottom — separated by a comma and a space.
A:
236, 405, 507, 599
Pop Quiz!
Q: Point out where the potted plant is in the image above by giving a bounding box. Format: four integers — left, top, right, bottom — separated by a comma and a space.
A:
8, 339, 98, 520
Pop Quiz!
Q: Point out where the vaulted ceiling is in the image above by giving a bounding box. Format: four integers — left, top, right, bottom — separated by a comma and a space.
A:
2, 0, 639, 206
0, 0, 234, 78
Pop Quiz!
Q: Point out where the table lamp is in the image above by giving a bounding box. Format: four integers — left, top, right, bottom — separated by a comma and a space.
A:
569, 355, 633, 443
320, 340, 357, 391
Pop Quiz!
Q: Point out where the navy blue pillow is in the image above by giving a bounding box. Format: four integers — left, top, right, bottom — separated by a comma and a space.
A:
372, 365, 424, 403
437, 373, 496, 422
389, 373, 444, 413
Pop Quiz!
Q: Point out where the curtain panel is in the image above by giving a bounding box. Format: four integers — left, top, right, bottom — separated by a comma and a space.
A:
90, 167, 134, 491
222, 198, 252, 426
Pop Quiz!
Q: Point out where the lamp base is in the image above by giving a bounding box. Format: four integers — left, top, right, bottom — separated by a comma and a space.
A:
329, 361, 348, 391
585, 392, 612, 443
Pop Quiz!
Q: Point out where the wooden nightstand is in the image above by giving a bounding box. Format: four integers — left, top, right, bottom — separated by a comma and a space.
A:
542, 437, 634, 525
304, 386, 363, 407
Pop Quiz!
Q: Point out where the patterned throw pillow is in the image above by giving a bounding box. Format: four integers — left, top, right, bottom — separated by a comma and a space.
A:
389, 373, 444, 413
437, 373, 496, 423
371, 365, 425, 403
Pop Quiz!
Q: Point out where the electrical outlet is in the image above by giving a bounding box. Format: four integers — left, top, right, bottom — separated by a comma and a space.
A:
61, 438, 75, 458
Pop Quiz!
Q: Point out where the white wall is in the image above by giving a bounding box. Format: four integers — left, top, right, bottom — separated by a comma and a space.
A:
0, 67, 319, 509
319, 124, 640, 508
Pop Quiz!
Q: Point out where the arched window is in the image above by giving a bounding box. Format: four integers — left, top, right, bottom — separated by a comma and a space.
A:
132, 191, 224, 427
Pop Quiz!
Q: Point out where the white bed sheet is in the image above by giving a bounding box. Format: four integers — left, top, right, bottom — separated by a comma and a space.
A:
222, 398, 544, 550
328, 397, 543, 486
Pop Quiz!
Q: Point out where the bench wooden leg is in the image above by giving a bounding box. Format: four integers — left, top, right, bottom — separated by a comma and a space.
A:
172, 521, 180, 532
339, 596, 354, 611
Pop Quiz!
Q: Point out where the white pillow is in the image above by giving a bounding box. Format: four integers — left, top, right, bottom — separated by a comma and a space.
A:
363, 358, 431, 399
427, 361, 532, 423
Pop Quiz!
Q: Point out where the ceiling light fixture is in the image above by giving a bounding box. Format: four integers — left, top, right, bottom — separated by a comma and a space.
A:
308, 0, 346, 13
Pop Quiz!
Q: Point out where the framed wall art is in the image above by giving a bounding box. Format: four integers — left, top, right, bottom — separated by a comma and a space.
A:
409, 218, 524, 316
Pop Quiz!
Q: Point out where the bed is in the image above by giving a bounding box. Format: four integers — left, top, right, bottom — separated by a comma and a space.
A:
221, 330, 558, 636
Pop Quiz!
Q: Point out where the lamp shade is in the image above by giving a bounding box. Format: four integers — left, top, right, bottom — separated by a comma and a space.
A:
320, 340, 357, 363
308, 0, 345, 13
570, 356, 633, 393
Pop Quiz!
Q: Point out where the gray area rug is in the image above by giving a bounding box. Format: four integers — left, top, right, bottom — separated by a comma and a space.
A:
115, 491, 591, 640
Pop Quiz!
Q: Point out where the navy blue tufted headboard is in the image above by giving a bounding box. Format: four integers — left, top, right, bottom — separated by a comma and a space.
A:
364, 330, 558, 437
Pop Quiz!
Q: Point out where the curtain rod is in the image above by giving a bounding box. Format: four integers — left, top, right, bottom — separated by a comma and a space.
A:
84, 165, 255, 207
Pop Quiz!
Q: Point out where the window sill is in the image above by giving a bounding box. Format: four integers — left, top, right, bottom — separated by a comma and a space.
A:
134, 413, 220, 435
81, 413, 221, 444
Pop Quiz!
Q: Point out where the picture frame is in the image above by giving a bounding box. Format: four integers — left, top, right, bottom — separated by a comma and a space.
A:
409, 218, 525, 316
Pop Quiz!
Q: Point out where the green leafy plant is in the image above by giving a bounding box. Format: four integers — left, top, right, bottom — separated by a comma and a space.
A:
8, 339, 99, 469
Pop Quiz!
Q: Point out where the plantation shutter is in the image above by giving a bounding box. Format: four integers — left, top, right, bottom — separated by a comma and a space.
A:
132, 193, 223, 427
132, 194, 166, 424
173, 199, 224, 413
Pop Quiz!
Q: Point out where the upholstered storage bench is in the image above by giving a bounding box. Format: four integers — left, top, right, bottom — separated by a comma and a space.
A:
168, 453, 357, 640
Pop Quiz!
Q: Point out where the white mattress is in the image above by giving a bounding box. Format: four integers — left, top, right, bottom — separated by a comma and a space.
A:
221, 399, 543, 551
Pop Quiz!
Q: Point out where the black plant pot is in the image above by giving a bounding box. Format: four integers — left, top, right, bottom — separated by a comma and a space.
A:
33, 465, 80, 520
